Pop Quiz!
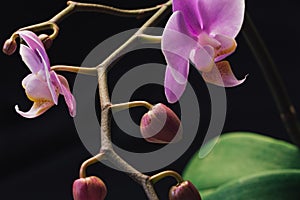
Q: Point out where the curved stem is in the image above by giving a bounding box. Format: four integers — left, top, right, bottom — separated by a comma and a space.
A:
50, 2, 76, 24
149, 170, 184, 185
80, 153, 105, 178
8, 0, 170, 43
50, 0, 164, 24
51, 65, 97, 76
137, 34, 162, 44
56, 1, 168, 21
98, 0, 172, 70
242, 12, 300, 147
110, 101, 153, 112
11, 22, 59, 41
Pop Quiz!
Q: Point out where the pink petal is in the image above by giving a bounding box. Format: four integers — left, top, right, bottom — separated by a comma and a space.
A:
18, 30, 50, 69
162, 12, 197, 84
36, 49, 58, 105
214, 34, 237, 62
22, 74, 53, 101
173, 0, 202, 34
51, 72, 76, 117
198, 0, 245, 38
163, 51, 190, 84
202, 61, 247, 87
15, 101, 54, 118
164, 66, 187, 103
19, 44, 43, 74
190, 45, 215, 72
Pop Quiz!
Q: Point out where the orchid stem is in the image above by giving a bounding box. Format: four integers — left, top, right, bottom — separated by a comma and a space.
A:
98, 0, 171, 70
95, 2, 172, 199
9, 0, 170, 42
242, 12, 300, 147
11, 22, 59, 41
110, 101, 153, 112
137, 34, 162, 44
51, 65, 97, 76
149, 170, 184, 185
79, 153, 105, 178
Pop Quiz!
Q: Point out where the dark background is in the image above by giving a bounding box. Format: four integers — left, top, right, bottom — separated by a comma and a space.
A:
0, 0, 299, 199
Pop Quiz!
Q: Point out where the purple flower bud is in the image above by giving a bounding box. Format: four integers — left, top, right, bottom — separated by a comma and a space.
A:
140, 103, 182, 144
169, 181, 201, 200
38, 34, 53, 49
2, 38, 17, 55
72, 176, 107, 200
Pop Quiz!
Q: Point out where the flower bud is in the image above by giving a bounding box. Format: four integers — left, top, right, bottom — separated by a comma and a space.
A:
38, 34, 53, 49
140, 103, 182, 144
169, 181, 201, 200
2, 38, 17, 55
72, 176, 107, 200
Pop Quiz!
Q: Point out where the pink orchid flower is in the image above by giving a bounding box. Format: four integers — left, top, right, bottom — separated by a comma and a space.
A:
162, 0, 246, 103
15, 30, 76, 118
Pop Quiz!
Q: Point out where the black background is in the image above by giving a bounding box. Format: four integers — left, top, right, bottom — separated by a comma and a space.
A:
0, 0, 299, 199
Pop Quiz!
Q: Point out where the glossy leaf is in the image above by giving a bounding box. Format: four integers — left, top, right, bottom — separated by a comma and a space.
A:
183, 132, 300, 192
203, 169, 300, 200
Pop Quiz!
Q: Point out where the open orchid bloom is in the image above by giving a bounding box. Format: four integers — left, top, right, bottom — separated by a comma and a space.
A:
15, 30, 76, 118
162, 0, 246, 103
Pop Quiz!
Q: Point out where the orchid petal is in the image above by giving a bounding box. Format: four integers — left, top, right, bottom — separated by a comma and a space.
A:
214, 34, 237, 62
18, 30, 50, 69
51, 72, 76, 117
164, 51, 190, 84
202, 61, 247, 87
162, 12, 197, 59
164, 66, 187, 103
19, 44, 43, 74
162, 12, 197, 83
173, 0, 202, 34
22, 74, 53, 102
15, 101, 54, 118
198, 0, 245, 37
190, 45, 215, 72
36, 48, 58, 105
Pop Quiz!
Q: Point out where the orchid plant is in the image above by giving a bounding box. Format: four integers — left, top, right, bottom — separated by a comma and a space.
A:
3, 0, 300, 199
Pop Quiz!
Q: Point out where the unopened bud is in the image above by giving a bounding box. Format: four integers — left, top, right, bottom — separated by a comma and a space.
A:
73, 176, 107, 200
140, 103, 182, 144
38, 34, 53, 49
169, 181, 201, 200
3, 38, 17, 55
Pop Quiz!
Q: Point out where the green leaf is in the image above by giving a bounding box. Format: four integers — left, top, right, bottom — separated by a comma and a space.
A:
183, 132, 300, 192
203, 169, 300, 200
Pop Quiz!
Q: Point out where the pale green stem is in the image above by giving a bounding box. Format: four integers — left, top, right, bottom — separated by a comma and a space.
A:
51, 65, 97, 76
9, 0, 170, 41
10, 22, 59, 41
149, 170, 184, 185
79, 153, 105, 178
137, 34, 162, 44
110, 101, 153, 112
